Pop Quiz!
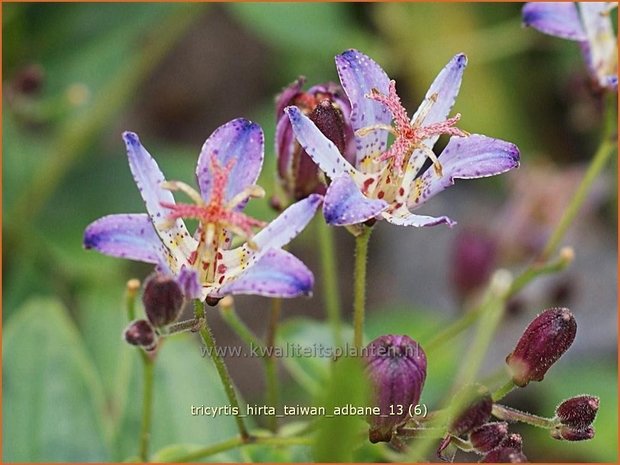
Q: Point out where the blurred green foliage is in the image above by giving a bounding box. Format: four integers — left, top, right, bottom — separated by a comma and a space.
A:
3, 2, 616, 463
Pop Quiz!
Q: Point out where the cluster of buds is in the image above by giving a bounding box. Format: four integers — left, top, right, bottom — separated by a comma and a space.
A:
275, 78, 355, 203
436, 385, 528, 462
363, 334, 427, 443
551, 395, 599, 441
123, 274, 185, 352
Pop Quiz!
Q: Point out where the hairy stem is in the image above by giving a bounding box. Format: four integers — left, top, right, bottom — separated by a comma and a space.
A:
353, 226, 373, 350
491, 379, 516, 402
317, 219, 344, 347
195, 300, 249, 440
139, 357, 154, 461
492, 404, 555, 429
265, 298, 282, 433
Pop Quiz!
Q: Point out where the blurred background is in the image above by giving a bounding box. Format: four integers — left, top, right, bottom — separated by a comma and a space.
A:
3, 3, 617, 462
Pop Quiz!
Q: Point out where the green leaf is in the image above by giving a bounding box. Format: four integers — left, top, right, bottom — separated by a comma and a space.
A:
114, 335, 243, 461
2, 298, 110, 461
312, 356, 369, 462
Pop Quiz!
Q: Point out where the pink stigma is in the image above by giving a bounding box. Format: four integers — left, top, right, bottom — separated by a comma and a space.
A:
368, 80, 467, 173
161, 153, 266, 238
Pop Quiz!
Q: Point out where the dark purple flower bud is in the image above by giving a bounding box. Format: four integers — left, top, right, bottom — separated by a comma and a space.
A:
500, 433, 523, 450
124, 319, 157, 351
551, 425, 595, 441
11, 64, 45, 95
275, 78, 355, 201
451, 229, 497, 300
506, 307, 576, 387
449, 384, 493, 436
364, 334, 427, 443
143, 274, 184, 327
469, 422, 509, 453
479, 447, 527, 463
555, 395, 599, 429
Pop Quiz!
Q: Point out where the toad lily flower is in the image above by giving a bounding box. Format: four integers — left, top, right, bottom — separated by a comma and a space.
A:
286, 49, 520, 228
523, 2, 618, 91
84, 118, 322, 301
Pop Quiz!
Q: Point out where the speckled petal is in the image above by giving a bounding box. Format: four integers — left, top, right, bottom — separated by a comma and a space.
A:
178, 266, 201, 299
408, 135, 520, 209
324, 175, 388, 226
382, 210, 455, 228
196, 118, 264, 208
335, 49, 391, 166
579, 2, 618, 89
523, 2, 586, 41
219, 194, 323, 275
212, 248, 314, 298
123, 132, 196, 262
83, 213, 172, 271
411, 53, 467, 148
286, 106, 358, 179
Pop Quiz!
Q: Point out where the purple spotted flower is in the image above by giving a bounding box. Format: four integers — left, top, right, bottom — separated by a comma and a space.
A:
286, 49, 520, 227
275, 78, 355, 201
523, 2, 618, 91
84, 118, 322, 302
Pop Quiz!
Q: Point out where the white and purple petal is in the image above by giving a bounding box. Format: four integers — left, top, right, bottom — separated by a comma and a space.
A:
178, 266, 201, 300
286, 106, 358, 179
123, 132, 195, 261
411, 53, 467, 138
382, 210, 456, 228
219, 194, 323, 274
579, 2, 618, 89
83, 213, 172, 272
408, 135, 520, 209
335, 49, 392, 166
196, 118, 264, 208
211, 248, 314, 298
324, 175, 388, 226
523, 2, 587, 41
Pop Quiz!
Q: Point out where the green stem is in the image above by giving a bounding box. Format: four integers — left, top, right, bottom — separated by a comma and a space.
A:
492, 404, 555, 429
424, 94, 617, 352
407, 271, 512, 461
353, 226, 372, 350
265, 298, 282, 433
139, 357, 155, 462
170, 435, 313, 463
125, 279, 141, 321
316, 219, 343, 347
491, 379, 516, 402
540, 92, 618, 261
194, 300, 249, 440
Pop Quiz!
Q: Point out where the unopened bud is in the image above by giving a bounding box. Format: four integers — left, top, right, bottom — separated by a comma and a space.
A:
364, 335, 427, 443
469, 422, 509, 453
500, 433, 523, 450
506, 307, 576, 387
551, 425, 595, 441
143, 274, 184, 327
449, 384, 493, 436
555, 395, 599, 429
276, 79, 354, 201
124, 319, 157, 351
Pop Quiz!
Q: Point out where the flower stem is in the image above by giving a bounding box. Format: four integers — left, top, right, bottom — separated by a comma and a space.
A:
492, 404, 555, 429
491, 379, 515, 402
353, 226, 373, 350
265, 298, 282, 433
539, 92, 617, 261
168, 435, 313, 463
316, 219, 343, 347
139, 356, 154, 462
194, 300, 249, 441
424, 94, 617, 352
125, 279, 141, 321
